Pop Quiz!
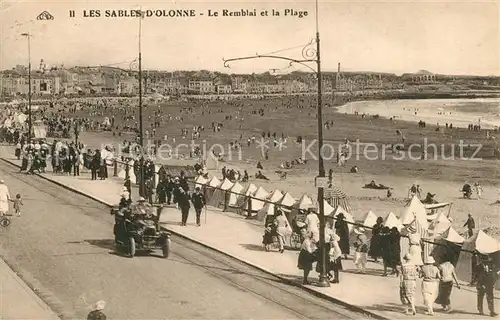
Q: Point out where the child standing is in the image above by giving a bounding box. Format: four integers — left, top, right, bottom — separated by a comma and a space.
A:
10, 194, 23, 217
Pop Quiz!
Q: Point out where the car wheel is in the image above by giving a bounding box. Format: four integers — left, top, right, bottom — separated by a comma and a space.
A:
129, 237, 136, 258
162, 237, 170, 258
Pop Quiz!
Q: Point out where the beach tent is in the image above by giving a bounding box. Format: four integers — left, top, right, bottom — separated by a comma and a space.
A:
117, 159, 136, 184
384, 212, 403, 231
431, 227, 464, 265
428, 212, 452, 236
401, 196, 429, 230
207, 178, 234, 208
317, 200, 335, 216
234, 183, 258, 208
295, 194, 314, 210
329, 206, 355, 232
267, 189, 283, 203
286, 194, 314, 227
462, 230, 500, 254
206, 176, 221, 187
457, 230, 500, 290
256, 203, 276, 222
277, 192, 295, 212
361, 210, 378, 228
246, 186, 269, 212
194, 175, 208, 187
204, 176, 221, 199
227, 181, 244, 207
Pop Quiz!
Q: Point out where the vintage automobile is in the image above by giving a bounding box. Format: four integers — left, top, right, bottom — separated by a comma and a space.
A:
110, 205, 171, 258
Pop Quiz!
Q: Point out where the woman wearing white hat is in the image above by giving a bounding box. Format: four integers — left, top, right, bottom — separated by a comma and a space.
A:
0, 179, 11, 216
353, 227, 368, 273
87, 300, 106, 320
420, 256, 440, 315
401, 253, 418, 315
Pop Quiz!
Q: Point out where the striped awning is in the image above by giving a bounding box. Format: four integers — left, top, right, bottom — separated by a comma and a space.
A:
324, 186, 351, 213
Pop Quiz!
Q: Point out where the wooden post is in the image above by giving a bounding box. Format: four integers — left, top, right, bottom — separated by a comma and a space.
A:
113, 159, 118, 177
223, 190, 229, 211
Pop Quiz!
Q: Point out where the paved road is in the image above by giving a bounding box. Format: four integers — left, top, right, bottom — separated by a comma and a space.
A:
0, 160, 367, 320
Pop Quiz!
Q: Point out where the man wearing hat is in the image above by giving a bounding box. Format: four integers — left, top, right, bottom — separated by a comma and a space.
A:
476, 254, 499, 317
191, 187, 205, 227
463, 213, 475, 237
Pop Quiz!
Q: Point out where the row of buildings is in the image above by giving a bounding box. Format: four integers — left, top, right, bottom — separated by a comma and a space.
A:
1, 64, 498, 98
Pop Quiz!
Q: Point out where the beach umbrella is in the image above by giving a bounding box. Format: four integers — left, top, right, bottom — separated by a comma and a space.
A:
324, 186, 351, 212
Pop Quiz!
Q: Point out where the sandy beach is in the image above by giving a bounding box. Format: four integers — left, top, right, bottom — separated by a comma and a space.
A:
337, 98, 500, 129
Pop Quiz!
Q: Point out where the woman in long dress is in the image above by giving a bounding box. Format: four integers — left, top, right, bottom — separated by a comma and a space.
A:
401, 253, 418, 315
334, 213, 350, 259
369, 217, 384, 262
420, 256, 440, 316
297, 229, 316, 285
0, 179, 11, 215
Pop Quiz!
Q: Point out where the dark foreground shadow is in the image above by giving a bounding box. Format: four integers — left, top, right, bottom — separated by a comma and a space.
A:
240, 243, 267, 252
342, 268, 386, 277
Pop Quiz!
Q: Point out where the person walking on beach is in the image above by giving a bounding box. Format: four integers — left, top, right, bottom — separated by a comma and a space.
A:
474, 183, 484, 199
10, 194, 23, 217
420, 256, 440, 316
401, 254, 418, 316
463, 213, 475, 237
335, 213, 350, 259
274, 209, 289, 253
0, 179, 11, 216
435, 260, 461, 313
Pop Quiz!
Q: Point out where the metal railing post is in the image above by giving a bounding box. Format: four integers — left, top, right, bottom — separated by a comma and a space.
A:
113, 159, 118, 177
125, 162, 130, 180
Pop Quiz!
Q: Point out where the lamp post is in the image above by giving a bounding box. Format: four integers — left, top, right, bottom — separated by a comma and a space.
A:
223, 0, 329, 287
137, 11, 146, 197
21, 32, 32, 145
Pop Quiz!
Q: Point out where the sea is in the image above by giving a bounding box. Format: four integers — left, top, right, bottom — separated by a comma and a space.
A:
337, 98, 500, 129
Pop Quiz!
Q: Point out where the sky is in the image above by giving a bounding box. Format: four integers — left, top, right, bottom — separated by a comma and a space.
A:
0, 0, 499, 76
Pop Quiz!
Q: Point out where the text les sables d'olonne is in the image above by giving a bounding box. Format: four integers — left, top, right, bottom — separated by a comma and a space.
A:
69, 9, 308, 18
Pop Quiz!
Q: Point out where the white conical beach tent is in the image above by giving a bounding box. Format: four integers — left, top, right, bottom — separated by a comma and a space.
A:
256, 203, 276, 222
362, 210, 378, 228
441, 226, 465, 244
317, 200, 335, 216
330, 206, 355, 232
462, 230, 500, 254
207, 176, 221, 187
204, 176, 222, 200
295, 194, 314, 210
267, 189, 283, 203
429, 212, 452, 236
194, 175, 208, 186
401, 196, 429, 230
277, 192, 295, 212
117, 159, 136, 184
247, 186, 269, 212
234, 183, 258, 210
384, 212, 403, 231
207, 178, 234, 208
228, 181, 244, 206
218, 178, 234, 190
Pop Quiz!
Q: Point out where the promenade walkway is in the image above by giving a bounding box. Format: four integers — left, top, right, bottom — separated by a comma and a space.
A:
0, 254, 60, 320
0, 145, 497, 319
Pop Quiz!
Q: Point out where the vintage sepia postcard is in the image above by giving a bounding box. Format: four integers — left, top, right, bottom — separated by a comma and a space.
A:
0, 0, 499, 319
